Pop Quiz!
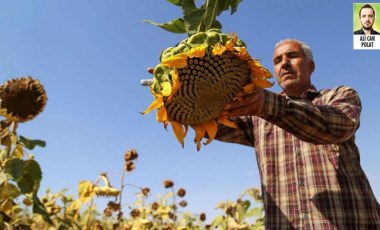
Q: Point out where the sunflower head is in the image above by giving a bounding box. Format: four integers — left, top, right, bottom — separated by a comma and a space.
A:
0, 77, 47, 123
143, 30, 273, 150
142, 1, 273, 150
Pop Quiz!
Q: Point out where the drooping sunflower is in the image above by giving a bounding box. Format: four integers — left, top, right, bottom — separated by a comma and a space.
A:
142, 0, 273, 150
0, 77, 47, 123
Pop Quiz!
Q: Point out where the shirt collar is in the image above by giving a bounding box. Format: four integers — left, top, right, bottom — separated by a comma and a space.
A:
280, 85, 320, 101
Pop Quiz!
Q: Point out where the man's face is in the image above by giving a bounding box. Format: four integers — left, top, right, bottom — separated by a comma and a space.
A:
272, 41, 314, 97
360, 8, 375, 30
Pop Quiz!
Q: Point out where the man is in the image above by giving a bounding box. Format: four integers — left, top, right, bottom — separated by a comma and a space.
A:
354, 4, 380, 35
217, 39, 380, 229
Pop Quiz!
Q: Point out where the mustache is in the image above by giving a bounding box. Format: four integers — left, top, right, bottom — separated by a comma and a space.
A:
280, 65, 295, 76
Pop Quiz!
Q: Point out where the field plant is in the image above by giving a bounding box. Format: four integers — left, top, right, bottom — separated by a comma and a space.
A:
0, 76, 264, 229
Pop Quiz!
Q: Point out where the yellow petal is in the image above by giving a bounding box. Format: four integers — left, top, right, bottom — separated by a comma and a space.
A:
193, 124, 206, 151
235, 47, 249, 60
243, 83, 256, 93
162, 53, 188, 68
156, 106, 168, 123
249, 60, 273, 80
167, 70, 180, 103
171, 121, 186, 148
141, 96, 163, 115
218, 116, 238, 129
161, 82, 172, 96
188, 45, 207, 58
212, 44, 226, 56
225, 33, 237, 50
203, 120, 218, 145
254, 78, 274, 88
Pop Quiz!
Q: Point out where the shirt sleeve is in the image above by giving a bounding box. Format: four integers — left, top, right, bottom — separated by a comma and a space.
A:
215, 116, 255, 147
261, 86, 361, 144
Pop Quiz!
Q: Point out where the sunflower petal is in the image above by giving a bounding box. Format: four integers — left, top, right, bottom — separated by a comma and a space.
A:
218, 116, 238, 129
225, 33, 237, 50
161, 82, 172, 96
193, 124, 206, 151
254, 78, 274, 88
188, 45, 207, 58
212, 44, 226, 56
141, 97, 163, 115
203, 120, 218, 145
167, 70, 180, 103
162, 53, 188, 68
243, 83, 256, 93
171, 121, 186, 148
156, 106, 168, 122
235, 47, 249, 60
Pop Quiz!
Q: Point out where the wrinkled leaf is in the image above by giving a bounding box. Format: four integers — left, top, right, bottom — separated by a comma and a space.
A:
19, 136, 46, 150
12, 144, 24, 159
166, 0, 182, 6
202, 0, 219, 31
0, 172, 8, 185
220, 0, 242, 15
244, 187, 262, 201
24, 159, 43, 182
245, 207, 263, 218
210, 215, 225, 228
0, 183, 21, 199
17, 173, 35, 194
32, 194, 54, 225
78, 181, 94, 203
237, 199, 250, 222
143, 18, 187, 34
4, 158, 24, 179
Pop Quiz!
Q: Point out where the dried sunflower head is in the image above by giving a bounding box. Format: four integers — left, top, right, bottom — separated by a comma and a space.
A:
0, 77, 47, 122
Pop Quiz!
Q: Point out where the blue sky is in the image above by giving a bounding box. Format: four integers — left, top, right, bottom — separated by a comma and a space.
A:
1, 0, 380, 219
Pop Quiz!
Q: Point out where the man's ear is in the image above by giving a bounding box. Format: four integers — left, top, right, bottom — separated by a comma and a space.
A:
308, 60, 315, 74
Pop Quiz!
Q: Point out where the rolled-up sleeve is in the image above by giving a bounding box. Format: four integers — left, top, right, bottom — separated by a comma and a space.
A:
261, 86, 361, 144
215, 116, 255, 147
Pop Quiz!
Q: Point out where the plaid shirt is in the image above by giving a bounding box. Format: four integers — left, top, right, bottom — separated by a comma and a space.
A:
216, 86, 380, 229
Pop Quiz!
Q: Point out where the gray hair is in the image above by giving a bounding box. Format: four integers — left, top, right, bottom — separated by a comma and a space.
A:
275, 39, 314, 61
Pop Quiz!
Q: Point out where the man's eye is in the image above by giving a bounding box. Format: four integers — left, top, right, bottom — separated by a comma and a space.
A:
273, 58, 281, 64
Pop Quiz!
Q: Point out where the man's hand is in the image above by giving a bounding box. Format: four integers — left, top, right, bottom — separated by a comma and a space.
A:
221, 87, 266, 117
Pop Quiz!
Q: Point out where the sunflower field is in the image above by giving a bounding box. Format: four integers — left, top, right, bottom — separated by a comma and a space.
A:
0, 77, 264, 229
1, 0, 269, 229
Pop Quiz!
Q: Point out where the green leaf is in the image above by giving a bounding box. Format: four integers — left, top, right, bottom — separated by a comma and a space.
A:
17, 173, 35, 194
202, 0, 220, 31
24, 159, 43, 183
245, 207, 263, 218
32, 194, 54, 225
4, 158, 24, 179
182, 0, 204, 35
19, 136, 46, 150
0, 183, 21, 199
220, 0, 243, 15
166, 0, 182, 6
210, 215, 225, 228
237, 199, 251, 222
0, 172, 8, 185
143, 18, 187, 34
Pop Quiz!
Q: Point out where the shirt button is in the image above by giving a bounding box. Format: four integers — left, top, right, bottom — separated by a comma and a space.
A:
299, 179, 305, 187
296, 152, 301, 157
304, 214, 309, 221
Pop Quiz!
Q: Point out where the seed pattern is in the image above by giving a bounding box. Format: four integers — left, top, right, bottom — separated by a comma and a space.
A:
0, 77, 47, 122
165, 50, 250, 125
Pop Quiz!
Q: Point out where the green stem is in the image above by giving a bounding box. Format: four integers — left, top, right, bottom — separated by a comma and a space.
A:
117, 169, 126, 222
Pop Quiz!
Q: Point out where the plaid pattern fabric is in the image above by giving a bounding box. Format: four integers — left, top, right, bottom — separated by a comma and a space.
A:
216, 86, 380, 229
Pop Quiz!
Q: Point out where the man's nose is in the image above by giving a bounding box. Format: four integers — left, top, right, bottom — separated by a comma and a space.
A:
280, 57, 291, 68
